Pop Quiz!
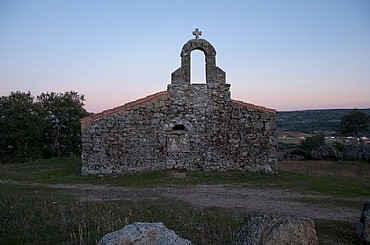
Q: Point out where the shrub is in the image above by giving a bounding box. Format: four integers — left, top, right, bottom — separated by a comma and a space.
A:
300, 133, 325, 152
290, 149, 307, 156
296, 133, 326, 159
334, 142, 345, 152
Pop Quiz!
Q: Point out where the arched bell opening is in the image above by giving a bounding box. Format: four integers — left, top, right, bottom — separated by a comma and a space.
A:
191, 50, 206, 84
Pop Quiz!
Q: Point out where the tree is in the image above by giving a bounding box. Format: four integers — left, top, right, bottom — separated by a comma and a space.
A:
0, 90, 90, 162
37, 91, 90, 158
340, 109, 370, 160
0, 92, 44, 162
340, 109, 370, 138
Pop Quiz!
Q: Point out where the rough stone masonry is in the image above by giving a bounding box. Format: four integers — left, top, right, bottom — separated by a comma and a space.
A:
80, 30, 277, 176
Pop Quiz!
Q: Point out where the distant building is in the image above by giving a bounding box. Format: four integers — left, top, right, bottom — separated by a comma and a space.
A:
346, 137, 359, 143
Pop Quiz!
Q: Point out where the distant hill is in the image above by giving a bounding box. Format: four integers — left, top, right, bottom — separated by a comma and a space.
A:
277, 108, 370, 135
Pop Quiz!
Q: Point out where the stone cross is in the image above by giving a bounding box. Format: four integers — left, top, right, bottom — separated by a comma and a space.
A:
192, 28, 202, 39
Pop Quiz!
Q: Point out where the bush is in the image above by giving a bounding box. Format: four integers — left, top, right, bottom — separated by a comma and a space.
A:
296, 133, 326, 159
334, 142, 345, 152
290, 149, 306, 156
300, 134, 325, 152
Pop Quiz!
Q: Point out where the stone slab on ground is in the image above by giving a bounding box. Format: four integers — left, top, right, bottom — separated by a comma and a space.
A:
98, 222, 193, 245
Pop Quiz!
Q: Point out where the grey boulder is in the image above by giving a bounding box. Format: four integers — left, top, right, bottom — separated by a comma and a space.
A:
233, 215, 319, 245
98, 222, 193, 245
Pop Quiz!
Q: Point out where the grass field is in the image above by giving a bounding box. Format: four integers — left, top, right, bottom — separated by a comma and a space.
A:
1, 158, 370, 244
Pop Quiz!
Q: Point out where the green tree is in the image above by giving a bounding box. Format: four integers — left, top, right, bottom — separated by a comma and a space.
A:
296, 133, 326, 159
0, 91, 90, 162
0, 92, 44, 162
37, 91, 90, 157
340, 109, 370, 138
340, 109, 370, 160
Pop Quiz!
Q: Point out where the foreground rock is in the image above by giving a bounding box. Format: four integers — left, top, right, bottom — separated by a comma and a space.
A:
98, 222, 193, 245
233, 215, 319, 245
356, 200, 370, 242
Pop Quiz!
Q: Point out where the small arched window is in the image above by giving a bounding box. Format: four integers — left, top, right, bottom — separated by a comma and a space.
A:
173, 124, 186, 131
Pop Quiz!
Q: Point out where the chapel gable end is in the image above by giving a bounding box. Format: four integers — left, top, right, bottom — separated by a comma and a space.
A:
80, 29, 277, 176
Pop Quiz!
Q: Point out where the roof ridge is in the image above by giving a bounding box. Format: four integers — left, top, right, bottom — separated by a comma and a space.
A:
80, 92, 275, 125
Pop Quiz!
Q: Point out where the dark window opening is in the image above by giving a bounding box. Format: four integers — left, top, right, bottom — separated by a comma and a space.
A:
173, 124, 186, 131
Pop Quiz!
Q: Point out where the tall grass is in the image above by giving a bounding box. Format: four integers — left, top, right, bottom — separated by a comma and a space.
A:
0, 193, 243, 244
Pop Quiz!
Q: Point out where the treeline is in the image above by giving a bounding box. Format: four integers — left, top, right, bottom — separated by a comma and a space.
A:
277, 109, 370, 135
0, 91, 90, 163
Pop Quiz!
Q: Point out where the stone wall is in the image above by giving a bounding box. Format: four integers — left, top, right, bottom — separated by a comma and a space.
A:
80, 38, 277, 175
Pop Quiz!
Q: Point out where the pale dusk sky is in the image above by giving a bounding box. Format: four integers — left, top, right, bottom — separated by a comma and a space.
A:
1, 0, 369, 112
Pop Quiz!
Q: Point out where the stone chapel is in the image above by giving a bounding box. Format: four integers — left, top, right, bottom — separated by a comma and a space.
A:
80, 30, 277, 175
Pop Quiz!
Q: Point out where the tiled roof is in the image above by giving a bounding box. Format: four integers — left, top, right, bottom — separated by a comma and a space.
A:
80, 91, 276, 124
80, 91, 169, 124
232, 100, 276, 113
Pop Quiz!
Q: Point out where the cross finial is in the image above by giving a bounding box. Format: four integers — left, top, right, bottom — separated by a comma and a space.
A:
192, 28, 202, 39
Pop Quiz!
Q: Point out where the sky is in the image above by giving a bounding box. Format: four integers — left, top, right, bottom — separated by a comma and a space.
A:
0, 0, 369, 112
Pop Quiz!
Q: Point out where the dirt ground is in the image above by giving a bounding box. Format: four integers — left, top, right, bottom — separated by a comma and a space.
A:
49, 183, 362, 222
